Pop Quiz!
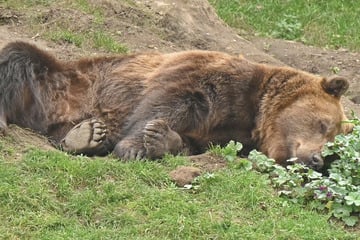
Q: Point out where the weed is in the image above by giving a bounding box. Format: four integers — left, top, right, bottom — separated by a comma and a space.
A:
331, 66, 341, 74
210, 140, 243, 162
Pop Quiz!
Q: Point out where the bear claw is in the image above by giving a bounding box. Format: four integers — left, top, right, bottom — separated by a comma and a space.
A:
143, 119, 183, 159
113, 139, 146, 160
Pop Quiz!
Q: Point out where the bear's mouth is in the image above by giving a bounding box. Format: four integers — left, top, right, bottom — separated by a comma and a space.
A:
286, 154, 324, 171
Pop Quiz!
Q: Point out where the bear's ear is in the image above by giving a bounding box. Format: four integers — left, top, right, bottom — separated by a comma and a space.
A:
342, 121, 354, 134
321, 76, 349, 98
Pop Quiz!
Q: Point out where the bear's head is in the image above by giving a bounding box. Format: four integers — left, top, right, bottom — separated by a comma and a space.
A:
254, 72, 352, 171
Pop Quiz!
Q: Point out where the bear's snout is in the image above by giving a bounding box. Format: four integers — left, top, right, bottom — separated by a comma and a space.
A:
307, 153, 324, 170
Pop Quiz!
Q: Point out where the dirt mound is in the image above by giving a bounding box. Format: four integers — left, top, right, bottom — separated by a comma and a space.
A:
0, 0, 359, 155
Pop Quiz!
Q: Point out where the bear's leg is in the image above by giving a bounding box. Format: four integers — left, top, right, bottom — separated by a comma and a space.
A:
143, 119, 186, 159
114, 86, 209, 160
60, 118, 107, 155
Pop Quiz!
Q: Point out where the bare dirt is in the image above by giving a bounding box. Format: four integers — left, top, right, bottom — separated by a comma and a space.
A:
1, 0, 360, 177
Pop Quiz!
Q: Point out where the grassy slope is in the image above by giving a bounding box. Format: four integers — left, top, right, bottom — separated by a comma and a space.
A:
1, 148, 357, 239
0, 0, 359, 239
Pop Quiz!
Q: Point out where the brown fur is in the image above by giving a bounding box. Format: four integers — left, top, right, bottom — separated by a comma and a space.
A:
0, 41, 351, 170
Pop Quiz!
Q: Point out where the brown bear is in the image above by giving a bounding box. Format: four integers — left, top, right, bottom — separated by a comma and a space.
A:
0, 41, 351, 170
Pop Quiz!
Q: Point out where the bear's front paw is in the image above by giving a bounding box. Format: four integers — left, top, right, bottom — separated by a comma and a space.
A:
61, 118, 107, 154
113, 139, 146, 160
143, 119, 183, 159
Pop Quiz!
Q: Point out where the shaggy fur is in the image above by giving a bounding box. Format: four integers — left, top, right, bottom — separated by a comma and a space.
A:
0, 41, 351, 170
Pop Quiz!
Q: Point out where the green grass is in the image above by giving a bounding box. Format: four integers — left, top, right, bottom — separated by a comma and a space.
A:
209, 0, 360, 50
48, 30, 85, 48
0, 148, 357, 239
92, 31, 128, 53
47, 30, 128, 53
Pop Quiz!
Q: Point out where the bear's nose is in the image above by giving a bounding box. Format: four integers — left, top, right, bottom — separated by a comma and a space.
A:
310, 153, 324, 170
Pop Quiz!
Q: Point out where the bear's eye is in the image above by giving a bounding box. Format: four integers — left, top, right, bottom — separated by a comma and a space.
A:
319, 120, 328, 134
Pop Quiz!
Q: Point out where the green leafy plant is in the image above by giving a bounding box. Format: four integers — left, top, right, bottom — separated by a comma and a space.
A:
248, 116, 360, 226
210, 140, 243, 162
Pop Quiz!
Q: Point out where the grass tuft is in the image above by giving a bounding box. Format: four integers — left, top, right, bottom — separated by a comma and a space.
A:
48, 30, 85, 47
92, 31, 128, 53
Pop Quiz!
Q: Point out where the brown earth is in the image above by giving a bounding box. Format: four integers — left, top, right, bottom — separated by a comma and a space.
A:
1, 0, 359, 179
